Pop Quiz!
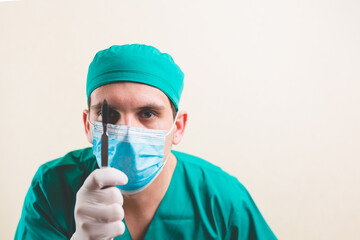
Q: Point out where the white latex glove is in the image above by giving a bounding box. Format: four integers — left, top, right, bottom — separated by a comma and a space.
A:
71, 167, 128, 240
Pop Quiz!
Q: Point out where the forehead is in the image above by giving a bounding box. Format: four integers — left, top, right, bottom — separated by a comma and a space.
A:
90, 82, 171, 109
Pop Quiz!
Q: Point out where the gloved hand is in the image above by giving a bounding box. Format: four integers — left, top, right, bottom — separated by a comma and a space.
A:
71, 167, 128, 240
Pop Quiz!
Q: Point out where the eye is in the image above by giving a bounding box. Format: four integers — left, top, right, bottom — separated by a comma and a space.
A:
96, 109, 120, 124
95, 111, 102, 122
140, 111, 156, 119
108, 109, 120, 124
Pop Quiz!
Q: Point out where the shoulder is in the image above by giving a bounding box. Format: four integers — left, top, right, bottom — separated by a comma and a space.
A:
172, 150, 249, 210
172, 150, 243, 191
36, 147, 95, 172
18, 148, 98, 238
172, 151, 277, 239
32, 147, 97, 190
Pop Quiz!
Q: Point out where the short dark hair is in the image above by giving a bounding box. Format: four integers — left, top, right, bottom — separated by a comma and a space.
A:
88, 96, 177, 119
169, 99, 177, 119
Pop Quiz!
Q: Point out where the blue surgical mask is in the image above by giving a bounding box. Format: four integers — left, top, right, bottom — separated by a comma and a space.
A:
91, 116, 177, 195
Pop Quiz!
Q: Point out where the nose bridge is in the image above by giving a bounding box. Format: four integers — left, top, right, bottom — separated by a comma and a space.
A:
124, 114, 132, 126
119, 112, 134, 126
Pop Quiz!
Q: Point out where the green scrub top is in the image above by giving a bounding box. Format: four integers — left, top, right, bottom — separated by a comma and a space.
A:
15, 148, 276, 240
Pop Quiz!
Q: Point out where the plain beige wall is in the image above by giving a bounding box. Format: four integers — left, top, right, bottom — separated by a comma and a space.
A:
1, 0, 360, 239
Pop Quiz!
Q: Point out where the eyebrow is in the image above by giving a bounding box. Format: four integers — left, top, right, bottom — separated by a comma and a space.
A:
137, 104, 166, 111
90, 103, 104, 111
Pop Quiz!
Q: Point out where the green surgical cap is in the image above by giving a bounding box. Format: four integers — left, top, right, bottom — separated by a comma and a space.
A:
86, 44, 184, 111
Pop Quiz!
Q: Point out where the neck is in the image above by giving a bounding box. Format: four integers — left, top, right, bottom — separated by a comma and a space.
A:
123, 152, 177, 215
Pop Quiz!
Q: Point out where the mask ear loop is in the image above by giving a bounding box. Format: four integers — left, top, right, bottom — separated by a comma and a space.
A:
87, 107, 95, 127
88, 119, 95, 128
87, 111, 103, 136
165, 112, 179, 136
87, 109, 103, 129
163, 111, 179, 165
87, 113, 97, 139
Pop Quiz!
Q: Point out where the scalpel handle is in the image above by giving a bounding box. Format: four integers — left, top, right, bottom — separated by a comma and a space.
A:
101, 132, 108, 167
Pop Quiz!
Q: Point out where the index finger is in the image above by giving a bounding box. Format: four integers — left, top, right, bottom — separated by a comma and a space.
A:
83, 167, 128, 190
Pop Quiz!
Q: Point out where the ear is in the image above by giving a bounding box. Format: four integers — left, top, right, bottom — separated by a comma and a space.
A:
172, 110, 188, 145
83, 109, 92, 143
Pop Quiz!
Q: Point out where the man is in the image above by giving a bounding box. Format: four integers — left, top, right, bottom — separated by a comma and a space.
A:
15, 44, 277, 240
